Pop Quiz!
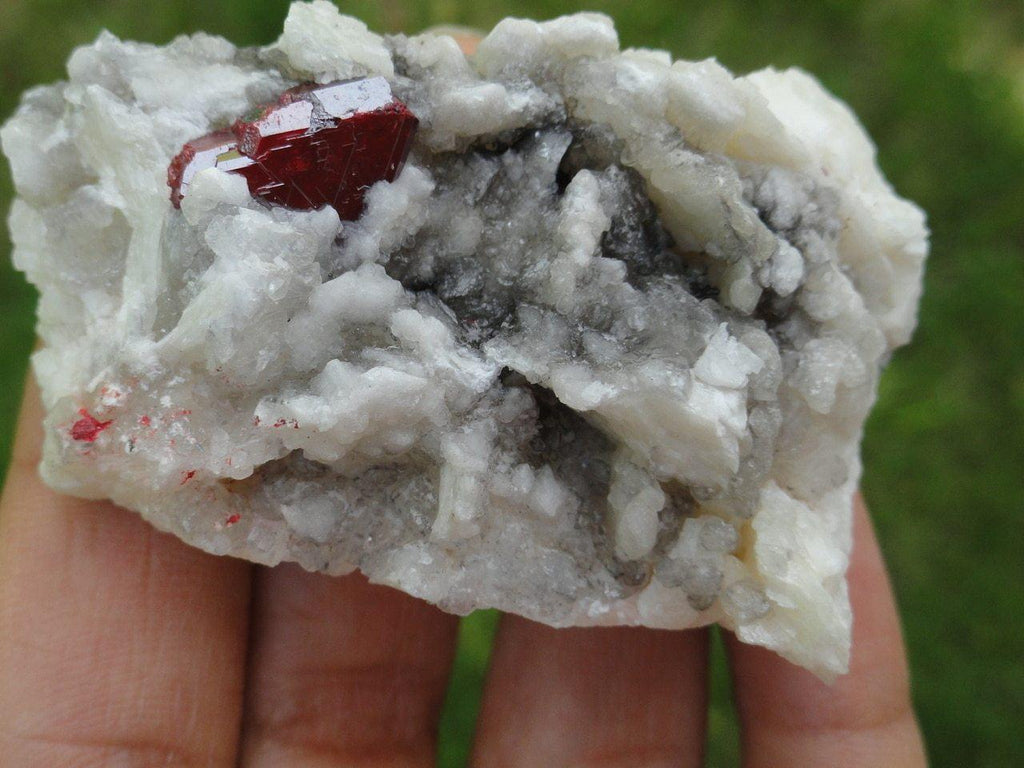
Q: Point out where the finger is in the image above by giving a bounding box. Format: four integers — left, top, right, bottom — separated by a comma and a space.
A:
423, 26, 481, 57
726, 494, 927, 767
471, 618, 709, 768
0, 377, 252, 767
239, 564, 460, 767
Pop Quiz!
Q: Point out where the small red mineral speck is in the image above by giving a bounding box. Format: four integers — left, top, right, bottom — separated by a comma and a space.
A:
225, 514, 241, 526
139, 415, 152, 427
180, 469, 197, 485
70, 409, 113, 442
168, 77, 417, 218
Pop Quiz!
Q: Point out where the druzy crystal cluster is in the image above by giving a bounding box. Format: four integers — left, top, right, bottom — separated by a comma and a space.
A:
1, 1, 927, 679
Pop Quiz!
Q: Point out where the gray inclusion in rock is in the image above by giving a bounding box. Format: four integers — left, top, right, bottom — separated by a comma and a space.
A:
0, 2, 928, 681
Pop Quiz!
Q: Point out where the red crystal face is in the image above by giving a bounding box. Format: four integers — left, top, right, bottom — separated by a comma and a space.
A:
168, 77, 418, 219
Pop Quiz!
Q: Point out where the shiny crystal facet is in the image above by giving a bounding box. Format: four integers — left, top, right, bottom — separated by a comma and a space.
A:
168, 77, 417, 216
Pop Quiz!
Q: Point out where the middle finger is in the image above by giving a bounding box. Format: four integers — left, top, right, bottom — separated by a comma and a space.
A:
239, 565, 459, 767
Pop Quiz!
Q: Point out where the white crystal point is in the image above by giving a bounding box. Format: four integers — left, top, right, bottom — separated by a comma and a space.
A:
1, 2, 928, 681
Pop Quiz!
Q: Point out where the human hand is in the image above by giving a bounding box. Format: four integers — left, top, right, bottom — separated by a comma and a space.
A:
0, 377, 926, 767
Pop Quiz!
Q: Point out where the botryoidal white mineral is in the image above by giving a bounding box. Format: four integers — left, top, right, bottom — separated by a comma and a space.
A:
2, 1, 927, 680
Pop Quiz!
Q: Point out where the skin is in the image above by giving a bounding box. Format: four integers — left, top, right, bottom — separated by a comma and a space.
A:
0, 376, 927, 768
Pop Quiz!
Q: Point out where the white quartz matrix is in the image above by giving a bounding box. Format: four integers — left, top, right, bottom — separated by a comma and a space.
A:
2, 1, 927, 679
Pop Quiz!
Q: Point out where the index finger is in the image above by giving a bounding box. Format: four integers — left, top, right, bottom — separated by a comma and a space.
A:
0, 378, 252, 766
725, 494, 928, 767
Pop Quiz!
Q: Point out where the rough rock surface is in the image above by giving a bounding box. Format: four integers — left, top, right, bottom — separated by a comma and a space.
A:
1, 1, 927, 680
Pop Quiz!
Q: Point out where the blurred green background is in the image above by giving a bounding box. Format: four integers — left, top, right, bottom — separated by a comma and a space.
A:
1, 1, 1021, 765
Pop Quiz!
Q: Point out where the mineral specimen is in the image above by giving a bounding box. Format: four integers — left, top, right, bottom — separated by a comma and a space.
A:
1, 1, 928, 680
168, 77, 418, 216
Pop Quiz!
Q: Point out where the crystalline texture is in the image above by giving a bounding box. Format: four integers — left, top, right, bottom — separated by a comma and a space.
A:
168, 77, 417, 216
0, 2, 928, 681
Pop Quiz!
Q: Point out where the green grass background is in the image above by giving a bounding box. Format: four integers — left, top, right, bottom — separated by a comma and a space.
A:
1, 1, 1021, 765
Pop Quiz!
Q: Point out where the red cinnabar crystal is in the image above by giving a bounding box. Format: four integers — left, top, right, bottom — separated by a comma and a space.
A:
70, 410, 113, 442
168, 77, 417, 218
